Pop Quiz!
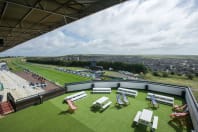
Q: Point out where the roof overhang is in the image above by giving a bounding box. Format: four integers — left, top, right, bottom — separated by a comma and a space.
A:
0, 0, 127, 52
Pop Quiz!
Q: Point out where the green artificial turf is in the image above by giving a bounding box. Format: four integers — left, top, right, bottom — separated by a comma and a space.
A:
0, 90, 192, 132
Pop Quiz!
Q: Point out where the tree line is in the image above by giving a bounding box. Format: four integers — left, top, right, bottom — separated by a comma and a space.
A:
26, 58, 148, 74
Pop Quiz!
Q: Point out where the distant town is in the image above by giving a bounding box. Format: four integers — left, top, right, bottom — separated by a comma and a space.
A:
52, 55, 198, 75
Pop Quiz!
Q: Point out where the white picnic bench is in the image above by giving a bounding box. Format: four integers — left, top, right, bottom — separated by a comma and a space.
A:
92, 96, 112, 110
93, 96, 109, 105
92, 88, 111, 94
147, 92, 174, 105
117, 87, 138, 97
65, 91, 87, 102
139, 109, 153, 126
133, 109, 158, 131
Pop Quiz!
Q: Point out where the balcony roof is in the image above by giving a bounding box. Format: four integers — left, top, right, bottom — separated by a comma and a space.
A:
0, 0, 126, 52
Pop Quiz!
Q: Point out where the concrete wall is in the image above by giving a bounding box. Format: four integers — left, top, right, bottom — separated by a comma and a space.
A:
148, 83, 185, 96
66, 82, 92, 92
120, 82, 146, 89
185, 88, 198, 131
66, 81, 185, 96
94, 82, 118, 88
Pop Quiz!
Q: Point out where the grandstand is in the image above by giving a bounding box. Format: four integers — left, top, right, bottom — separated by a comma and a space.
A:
0, 70, 44, 102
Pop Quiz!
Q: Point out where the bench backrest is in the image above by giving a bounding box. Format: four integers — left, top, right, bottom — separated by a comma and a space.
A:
93, 88, 111, 91
118, 87, 137, 94
65, 91, 86, 100
147, 93, 174, 102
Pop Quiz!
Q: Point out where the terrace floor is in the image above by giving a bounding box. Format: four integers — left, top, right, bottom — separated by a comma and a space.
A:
0, 90, 193, 132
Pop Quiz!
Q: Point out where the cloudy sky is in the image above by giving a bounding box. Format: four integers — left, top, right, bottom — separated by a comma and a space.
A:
1, 0, 198, 56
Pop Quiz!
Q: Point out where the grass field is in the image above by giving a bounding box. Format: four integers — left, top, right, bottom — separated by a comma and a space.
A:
6, 58, 90, 86
104, 70, 123, 77
21, 63, 90, 86
4, 58, 198, 100
0, 90, 192, 132
30, 63, 88, 71
144, 73, 198, 100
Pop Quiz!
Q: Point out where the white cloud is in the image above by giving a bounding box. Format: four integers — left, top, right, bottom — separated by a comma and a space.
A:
1, 0, 198, 56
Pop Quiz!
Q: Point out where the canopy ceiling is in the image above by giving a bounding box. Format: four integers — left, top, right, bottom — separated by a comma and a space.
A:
0, 0, 126, 52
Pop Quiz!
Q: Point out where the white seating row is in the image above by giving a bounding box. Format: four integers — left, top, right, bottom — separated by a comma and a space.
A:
65, 91, 87, 101
117, 87, 138, 97
147, 93, 174, 105
92, 88, 111, 93
30, 83, 47, 88
152, 116, 158, 131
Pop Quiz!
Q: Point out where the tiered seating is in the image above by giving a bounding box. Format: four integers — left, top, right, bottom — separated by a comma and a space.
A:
147, 93, 174, 105
0, 101, 14, 115
65, 91, 87, 101
0, 70, 44, 100
117, 87, 138, 97
92, 88, 111, 93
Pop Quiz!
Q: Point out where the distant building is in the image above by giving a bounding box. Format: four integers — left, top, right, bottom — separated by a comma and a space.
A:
109, 67, 113, 71
90, 61, 103, 71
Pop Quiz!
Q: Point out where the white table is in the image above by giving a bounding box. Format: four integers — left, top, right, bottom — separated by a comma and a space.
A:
93, 96, 109, 105
139, 109, 153, 126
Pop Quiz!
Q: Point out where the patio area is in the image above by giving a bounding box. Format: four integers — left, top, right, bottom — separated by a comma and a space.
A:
0, 89, 192, 132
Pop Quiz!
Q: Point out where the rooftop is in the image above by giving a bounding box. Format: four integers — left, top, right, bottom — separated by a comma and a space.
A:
0, 89, 193, 132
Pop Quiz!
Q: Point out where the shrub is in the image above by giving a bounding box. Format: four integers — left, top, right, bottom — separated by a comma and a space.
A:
195, 72, 198, 77
187, 74, 194, 80
153, 71, 160, 77
177, 73, 182, 76
170, 71, 175, 75
162, 72, 168, 77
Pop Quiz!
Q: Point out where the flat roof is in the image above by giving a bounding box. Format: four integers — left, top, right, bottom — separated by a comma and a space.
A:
0, 0, 126, 52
